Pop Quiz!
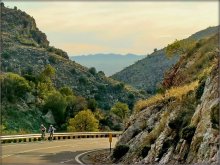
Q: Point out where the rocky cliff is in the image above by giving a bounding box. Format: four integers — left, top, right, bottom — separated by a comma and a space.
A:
113, 33, 219, 164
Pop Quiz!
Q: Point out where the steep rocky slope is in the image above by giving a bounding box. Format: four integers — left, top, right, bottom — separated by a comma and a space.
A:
1, 4, 142, 110
113, 33, 219, 164
111, 26, 218, 94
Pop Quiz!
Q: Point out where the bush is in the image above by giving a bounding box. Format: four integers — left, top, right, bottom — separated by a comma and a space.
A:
2, 51, 11, 59
79, 76, 88, 84
1, 73, 31, 102
181, 125, 196, 141
47, 46, 68, 59
88, 67, 97, 75
59, 86, 73, 96
48, 55, 58, 64
23, 74, 37, 83
141, 146, 151, 158
70, 68, 76, 74
168, 117, 182, 130
114, 83, 125, 91
113, 145, 129, 160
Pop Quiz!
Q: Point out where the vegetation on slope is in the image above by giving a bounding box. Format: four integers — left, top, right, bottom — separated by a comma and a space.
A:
112, 32, 219, 164
111, 26, 218, 95
0, 4, 143, 134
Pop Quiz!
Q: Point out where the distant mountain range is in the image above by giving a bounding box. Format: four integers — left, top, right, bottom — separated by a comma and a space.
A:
70, 54, 145, 76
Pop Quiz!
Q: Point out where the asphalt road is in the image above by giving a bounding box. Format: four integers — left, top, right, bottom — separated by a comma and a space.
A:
1, 138, 117, 165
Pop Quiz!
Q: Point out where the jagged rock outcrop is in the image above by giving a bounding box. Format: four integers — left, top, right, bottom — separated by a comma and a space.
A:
113, 33, 219, 164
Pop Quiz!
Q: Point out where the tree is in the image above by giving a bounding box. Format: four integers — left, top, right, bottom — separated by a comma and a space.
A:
111, 102, 130, 120
65, 95, 77, 119
67, 110, 99, 132
44, 91, 67, 125
165, 39, 196, 58
65, 96, 88, 118
87, 98, 98, 112
1, 73, 31, 102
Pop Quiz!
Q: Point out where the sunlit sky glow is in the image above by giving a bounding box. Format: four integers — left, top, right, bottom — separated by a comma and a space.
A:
6, 1, 218, 56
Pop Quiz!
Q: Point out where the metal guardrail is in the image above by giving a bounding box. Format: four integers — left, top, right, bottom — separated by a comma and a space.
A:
0, 132, 122, 144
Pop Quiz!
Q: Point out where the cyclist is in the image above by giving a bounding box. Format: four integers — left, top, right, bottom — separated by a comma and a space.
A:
40, 124, 46, 140
48, 125, 56, 141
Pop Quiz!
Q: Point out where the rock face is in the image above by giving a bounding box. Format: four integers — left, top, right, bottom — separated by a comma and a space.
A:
114, 34, 219, 164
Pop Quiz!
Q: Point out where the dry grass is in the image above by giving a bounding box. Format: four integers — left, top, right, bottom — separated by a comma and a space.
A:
134, 81, 199, 112
197, 63, 215, 80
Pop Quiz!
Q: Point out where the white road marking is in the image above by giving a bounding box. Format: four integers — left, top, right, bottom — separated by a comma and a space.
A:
74, 149, 105, 165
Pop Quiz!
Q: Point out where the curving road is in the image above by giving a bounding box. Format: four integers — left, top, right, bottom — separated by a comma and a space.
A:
1, 138, 117, 165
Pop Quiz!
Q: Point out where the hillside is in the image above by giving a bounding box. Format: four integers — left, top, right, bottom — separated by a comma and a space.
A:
111, 33, 219, 164
111, 26, 218, 94
0, 4, 143, 133
71, 54, 145, 76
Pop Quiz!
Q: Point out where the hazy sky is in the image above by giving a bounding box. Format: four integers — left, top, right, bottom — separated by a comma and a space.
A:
6, 1, 218, 56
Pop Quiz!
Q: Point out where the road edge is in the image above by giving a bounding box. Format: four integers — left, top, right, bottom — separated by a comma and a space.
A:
75, 148, 107, 165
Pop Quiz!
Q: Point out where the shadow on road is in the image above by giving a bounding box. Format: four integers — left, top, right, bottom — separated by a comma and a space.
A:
39, 150, 88, 164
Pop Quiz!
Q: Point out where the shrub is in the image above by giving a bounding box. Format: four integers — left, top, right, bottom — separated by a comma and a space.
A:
1, 73, 31, 102
23, 74, 37, 83
114, 83, 125, 91
88, 67, 97, 75
112, 124, 123, 131
181, 125, 196, 141
48, 55, 58, 64
168, 117, 182, 130
70, 68, 76, 74
47, 46, 68, 59
113, 145, 129, 160
79, 76, 88, 84
59, 86, 73, 96
2, 51, 11, 59
141, 146, 151, 158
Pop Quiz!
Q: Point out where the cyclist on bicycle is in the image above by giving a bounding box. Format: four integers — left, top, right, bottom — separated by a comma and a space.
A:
40, 124, 46, 140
